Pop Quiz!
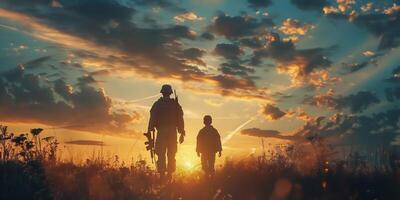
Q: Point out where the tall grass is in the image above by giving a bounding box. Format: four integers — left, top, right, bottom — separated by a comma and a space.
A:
0, 125, 399, 200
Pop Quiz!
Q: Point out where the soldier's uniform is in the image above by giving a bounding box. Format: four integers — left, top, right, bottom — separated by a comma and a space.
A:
196, 125, 222, 174
148, 86, 184, 174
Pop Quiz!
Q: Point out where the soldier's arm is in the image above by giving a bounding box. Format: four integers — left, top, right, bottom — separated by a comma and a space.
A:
176, 103, 185, 136
147, 103, 157, 132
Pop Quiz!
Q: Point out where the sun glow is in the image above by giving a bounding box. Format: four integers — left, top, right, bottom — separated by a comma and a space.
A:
184, 161, 194, 170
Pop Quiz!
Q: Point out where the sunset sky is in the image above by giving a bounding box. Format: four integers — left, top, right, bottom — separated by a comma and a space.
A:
1, 0, 400, 168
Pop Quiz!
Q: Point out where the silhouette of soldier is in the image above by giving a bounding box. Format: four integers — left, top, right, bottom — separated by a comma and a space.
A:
196, 115, 222, 177
148, 84, 185, 179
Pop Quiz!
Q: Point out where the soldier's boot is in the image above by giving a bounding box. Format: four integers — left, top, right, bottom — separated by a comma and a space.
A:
159, 171, 166, 183
157, 154, 168, 183
166, 172, 173, 183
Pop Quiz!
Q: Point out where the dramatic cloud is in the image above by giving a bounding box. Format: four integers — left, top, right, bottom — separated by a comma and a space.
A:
174, 12, 203, 23
354, 12, 400, 50
0, 66, 140, 135
247, 0, 272, 9
240, 37, 264, 49
208, 13, 273, 39
342, 61, 369, 73
245, 108, 400, 146
250, 33, 335, 87
324, 3, 400, 50
305, 90, 380, 113
176, 48, 207, 67
291, 0, 329, 11
212, 42, 258, 79
296, 109, 400, 146
241, 128, 304, 141
385, 65, 400, 83
262, 104, 286, 120
21, 56, 52, 69
131, 0, 185, 12
200, 32, 215, 40
0, 2, 272, 100
335, 91, 380, 112
219, 62, 255, 77
279, 18, 314, 35
383, 3, 400, 15
362, 50, 376, 57
385, 87, 400, 102
214, 43, 243, 60
361, 2, 373, 13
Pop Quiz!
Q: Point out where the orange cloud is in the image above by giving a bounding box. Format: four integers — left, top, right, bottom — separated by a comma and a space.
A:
279, 18, 314, 35
174, 11, 204, 23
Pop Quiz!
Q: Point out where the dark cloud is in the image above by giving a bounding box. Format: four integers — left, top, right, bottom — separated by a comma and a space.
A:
252, 33, 332, 71
209, 13, 273, 39
295, 109, 400, 146
290, 0, 329, 11
77, 75, 97, 86
220, 62, 255, 77
342, 61, 369, 73
245, 108, 400, 147
65, 140, 105, 146
68, 0, 136, 23
385, 65, 400, 83
354, 12, 400, 50
214, 43, 243, 60
263, 104, 286, 120
1, 0, 201, 82
176, 48, 207, 66
214, 43, 258, 80
212, 75, 256, 90
200, 32, 215, 40
385, 87, 400, 102
241, 128, 304, 141
326, 7, 400, 50
131, 0, 185, 12
248, 33, 333, 86
22, 56, 52, 69
53, 79, 72, 100
2, 0, 51, 7
0, 67, 140, 135
247, 0, 273, 9
305, 90, 380, 113
179, 48, 206, 59
249, 49, 269, 66
240, 37, 264, 49
335, 91, 380, 113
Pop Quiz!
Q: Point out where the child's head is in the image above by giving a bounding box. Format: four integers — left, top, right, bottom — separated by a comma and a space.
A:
203, 115, 212, 126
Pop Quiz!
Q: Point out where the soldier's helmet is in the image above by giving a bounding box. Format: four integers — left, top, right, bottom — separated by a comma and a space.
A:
160, 84, 173, 94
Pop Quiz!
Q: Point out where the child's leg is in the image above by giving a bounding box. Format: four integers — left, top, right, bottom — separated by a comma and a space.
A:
209, 153, 216, 174
201, 153, 208, 172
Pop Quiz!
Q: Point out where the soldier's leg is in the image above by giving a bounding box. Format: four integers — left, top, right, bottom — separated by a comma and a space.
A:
155, 139, 167, 174
166, 139, 177, 173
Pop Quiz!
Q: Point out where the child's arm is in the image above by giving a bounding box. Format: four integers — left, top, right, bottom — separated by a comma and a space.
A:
196, 131, 201, 157
216, 129, 222, 157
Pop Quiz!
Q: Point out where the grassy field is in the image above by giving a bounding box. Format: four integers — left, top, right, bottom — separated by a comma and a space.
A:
1, 125, 399, 200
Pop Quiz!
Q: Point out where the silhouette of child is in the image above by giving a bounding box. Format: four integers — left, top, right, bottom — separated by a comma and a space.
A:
196, 115, 222, 176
